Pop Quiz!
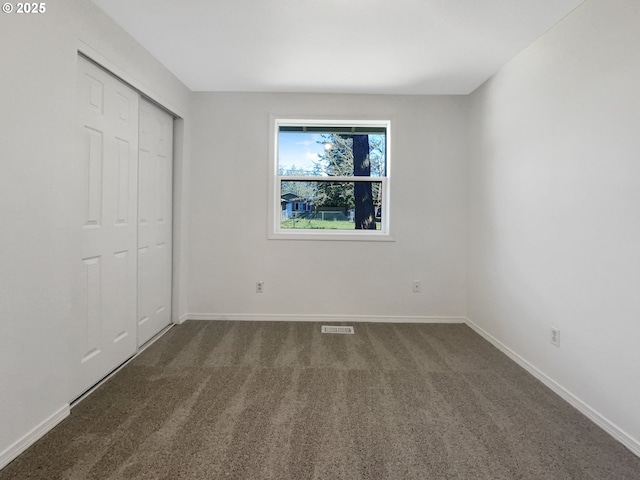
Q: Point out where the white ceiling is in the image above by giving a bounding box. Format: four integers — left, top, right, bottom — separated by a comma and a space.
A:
90, 0, 585, 95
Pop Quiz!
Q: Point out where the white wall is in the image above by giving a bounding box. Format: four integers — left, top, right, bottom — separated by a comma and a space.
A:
0, 0, 191, 465
468, 0, 640, 453
187, 93, 468, 321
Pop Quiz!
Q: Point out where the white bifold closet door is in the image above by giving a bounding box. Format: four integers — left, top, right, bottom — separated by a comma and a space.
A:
72, 57, 173, 399
137, 98, 173, 347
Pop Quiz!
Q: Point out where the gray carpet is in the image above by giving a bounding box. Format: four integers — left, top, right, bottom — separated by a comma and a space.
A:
1, 321, 639, 479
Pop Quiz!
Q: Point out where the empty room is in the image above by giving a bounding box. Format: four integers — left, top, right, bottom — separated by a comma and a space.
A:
1, 0, 639, 478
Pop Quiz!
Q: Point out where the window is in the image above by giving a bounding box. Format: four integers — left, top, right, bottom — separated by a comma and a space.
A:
269, 118, 391, 240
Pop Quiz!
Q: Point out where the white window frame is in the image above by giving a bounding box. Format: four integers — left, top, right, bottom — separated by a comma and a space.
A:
268, 117, 393, 241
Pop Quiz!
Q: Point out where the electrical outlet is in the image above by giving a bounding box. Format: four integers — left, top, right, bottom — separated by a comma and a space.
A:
256, 281, 264, 293
550, 327, 560, 347
412, 280, 421, 293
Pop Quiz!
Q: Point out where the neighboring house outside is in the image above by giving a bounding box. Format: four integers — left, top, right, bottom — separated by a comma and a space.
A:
281, 192, 313, 219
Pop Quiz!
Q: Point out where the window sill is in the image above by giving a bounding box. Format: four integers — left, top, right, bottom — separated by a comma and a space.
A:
268, 231, 395, 242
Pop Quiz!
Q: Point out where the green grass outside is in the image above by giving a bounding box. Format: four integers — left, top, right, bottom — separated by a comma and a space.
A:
281, 218, 381, 230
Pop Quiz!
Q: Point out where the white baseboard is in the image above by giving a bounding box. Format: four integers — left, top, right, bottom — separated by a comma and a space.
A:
182, 313, 467, 324
464, 317, 640, 459
0, 404, 70, 471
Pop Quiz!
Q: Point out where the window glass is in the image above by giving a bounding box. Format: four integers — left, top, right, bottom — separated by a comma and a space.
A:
271, 119, 391, 239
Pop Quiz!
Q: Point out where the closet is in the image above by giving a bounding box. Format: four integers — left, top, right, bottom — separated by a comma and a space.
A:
72, 55, 173, 399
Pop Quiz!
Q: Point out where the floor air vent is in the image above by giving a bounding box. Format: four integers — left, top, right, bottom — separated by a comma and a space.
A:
321, 325, 355, 334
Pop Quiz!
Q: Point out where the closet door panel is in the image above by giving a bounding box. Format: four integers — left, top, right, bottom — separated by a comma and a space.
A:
73, 56, 139, 399
137, 98, 173, 347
